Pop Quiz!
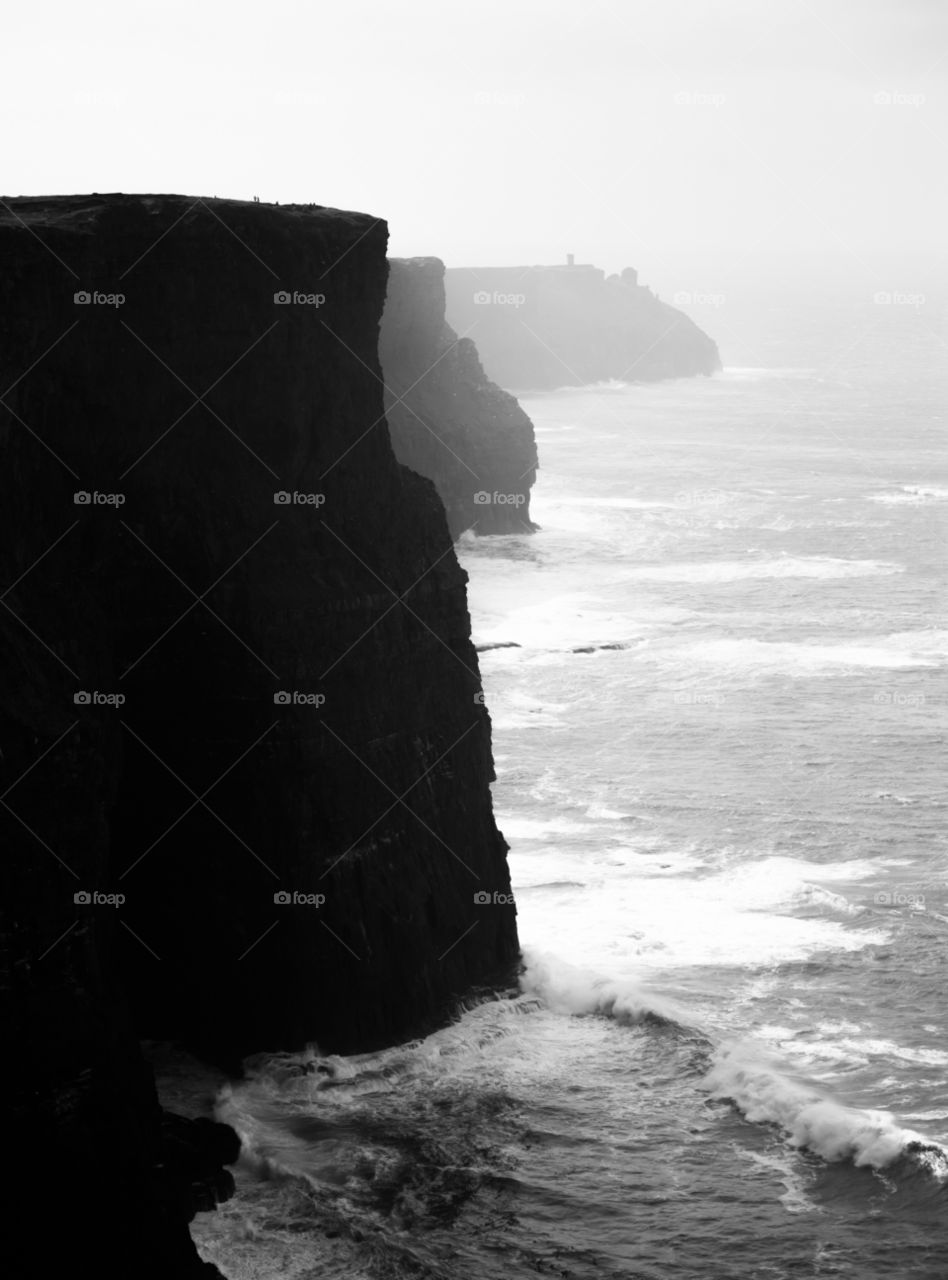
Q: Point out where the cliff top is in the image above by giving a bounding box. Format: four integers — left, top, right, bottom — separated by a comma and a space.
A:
0, 193, 383, 234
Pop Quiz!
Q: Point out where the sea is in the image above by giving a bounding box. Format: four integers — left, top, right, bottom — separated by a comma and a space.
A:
161, 273, 948, 1279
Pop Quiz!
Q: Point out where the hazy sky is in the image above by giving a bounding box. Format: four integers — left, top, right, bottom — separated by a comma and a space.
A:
4, 0, 946, 288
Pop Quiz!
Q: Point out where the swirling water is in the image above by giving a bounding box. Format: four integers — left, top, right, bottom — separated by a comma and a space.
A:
177, 287, 948, 1279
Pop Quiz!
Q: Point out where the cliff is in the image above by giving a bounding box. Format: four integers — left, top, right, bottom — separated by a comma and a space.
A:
0, 195, 519, 1276
444, 263, 721, 389
381, 257, 538, 536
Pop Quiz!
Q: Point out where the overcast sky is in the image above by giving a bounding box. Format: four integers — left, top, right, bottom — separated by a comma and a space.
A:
4, 0, 946, 288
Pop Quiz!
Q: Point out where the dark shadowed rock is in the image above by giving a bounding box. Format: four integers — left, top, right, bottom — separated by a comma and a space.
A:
0, 194, 519, 1276
381, 257, 539, 536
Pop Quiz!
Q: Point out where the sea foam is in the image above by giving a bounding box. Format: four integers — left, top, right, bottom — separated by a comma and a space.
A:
706, 1042, 948, 1173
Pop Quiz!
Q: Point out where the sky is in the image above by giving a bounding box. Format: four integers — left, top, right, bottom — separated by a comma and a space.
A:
3, 0, 947, 293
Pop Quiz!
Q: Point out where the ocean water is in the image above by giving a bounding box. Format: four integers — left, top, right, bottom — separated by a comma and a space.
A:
177, 289, 948, 1278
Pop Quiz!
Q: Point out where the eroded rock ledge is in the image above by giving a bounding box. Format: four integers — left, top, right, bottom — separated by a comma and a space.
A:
0, 194, 519, 1276
381, 257, 538, 536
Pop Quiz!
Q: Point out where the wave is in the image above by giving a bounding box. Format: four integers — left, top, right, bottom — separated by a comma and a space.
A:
732, 1145, 818, 1214
681, 635, 939, 671
719, 366, 820, 382
869, 484, 948, 505
522, 953, 947, 1180
520, 951, 698, 1034
790, 883, 864, 917
706, 1042, 948, 1175
555, 495, 677, 510
625, 556, 901, 583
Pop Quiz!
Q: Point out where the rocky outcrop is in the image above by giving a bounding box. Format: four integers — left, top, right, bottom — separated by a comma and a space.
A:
0, 195, 519, 1276
444, 263, 721, 389
381, 257, 538, 536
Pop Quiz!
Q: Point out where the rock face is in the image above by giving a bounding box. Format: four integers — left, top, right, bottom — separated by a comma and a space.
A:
0, 195, 519, 1276
381, 257, 538, 536
444, 263, 721, 389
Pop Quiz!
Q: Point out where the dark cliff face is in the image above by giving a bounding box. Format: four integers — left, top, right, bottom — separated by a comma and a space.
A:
381, 257, 538, 536
444, 264, 721, 389
0, 195, 519, 1275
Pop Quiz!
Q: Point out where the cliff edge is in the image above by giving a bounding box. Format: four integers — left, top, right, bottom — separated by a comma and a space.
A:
0, 194, 519, 1276
381, 257, 538, 536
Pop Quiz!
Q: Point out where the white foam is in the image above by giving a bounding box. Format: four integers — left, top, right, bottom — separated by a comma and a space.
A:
509, 855, 890, 977
720, 366, 818, 382
584, 799, 628, 820
869, 484, 948, 505
733, 1145, 819, 1214
681, 636, 936, 671
706, 1042, 944, 1169
498, 814, 596, 840
791, 884, 863, 916
521, 950, 689, 1026
556, 495, 676, 510
624, 557, 901, 584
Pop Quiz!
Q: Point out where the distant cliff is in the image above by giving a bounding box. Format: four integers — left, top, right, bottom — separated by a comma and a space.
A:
444, 263, 721, 389
381, 258, 538, 536
0, 195, 519, 1277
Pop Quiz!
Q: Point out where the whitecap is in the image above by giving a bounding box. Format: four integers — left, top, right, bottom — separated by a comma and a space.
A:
624, 556, 901, 584
705, 1041, 947, 1170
